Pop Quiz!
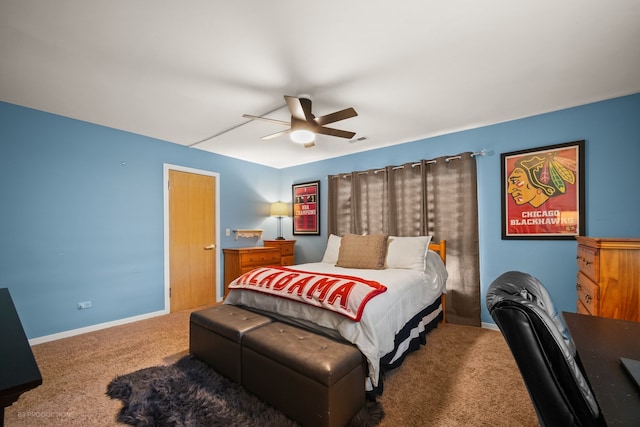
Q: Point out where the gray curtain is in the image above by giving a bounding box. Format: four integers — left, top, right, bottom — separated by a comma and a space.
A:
327, 152, 480, 326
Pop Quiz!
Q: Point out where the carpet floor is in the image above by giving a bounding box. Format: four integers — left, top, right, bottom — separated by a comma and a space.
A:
4, 307, 538, 426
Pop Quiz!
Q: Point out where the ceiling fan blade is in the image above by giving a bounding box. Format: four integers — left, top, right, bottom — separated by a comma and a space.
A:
285, 95, 314, 121
316, 127, 356, 139
314, 107, 358, 126
243, 114, 290, 126
261, 129, 291, 140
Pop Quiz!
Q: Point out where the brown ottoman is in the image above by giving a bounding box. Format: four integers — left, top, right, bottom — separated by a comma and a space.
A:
189, 304, 272, 383
242, 322, 366, 427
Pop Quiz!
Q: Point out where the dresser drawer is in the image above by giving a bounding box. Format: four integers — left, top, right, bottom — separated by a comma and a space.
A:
576, 300, 591, 316
263, 240, 296, 266
281, 244, 295, 256
576, 272, 599, 315
239, 266, 260, 275
577, 244, 599, 282
281, 255, 295, 266
240, 250, 280, 267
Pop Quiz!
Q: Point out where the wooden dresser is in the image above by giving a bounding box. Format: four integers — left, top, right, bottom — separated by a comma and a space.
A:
263, 239, 296, 266
222, 247, 280, 298
575, 236, 640, 321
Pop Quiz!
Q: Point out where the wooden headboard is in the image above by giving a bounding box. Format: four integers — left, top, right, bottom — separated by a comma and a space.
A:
428, 240, 446, 264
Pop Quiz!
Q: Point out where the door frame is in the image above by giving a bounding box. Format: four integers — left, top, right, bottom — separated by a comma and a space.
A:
163, 163, 222, 311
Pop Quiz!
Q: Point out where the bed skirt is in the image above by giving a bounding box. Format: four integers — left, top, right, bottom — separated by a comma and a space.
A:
370, 296, 443, 398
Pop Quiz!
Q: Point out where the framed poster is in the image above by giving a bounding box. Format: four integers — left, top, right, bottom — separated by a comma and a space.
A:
501, 140, 585, 240
292, 180, 320, 235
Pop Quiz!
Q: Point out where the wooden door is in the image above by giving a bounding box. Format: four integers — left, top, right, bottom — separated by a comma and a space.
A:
169, 170, 217, 311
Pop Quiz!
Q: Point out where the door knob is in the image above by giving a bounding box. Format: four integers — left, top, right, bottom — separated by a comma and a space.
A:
204, 244, 216, 250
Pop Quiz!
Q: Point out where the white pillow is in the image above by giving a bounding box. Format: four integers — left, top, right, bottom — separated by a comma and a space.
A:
385, 236, 432, 271
321, 234, 342, 263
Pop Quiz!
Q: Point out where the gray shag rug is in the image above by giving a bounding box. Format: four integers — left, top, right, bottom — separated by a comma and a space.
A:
107, 355, 384, 427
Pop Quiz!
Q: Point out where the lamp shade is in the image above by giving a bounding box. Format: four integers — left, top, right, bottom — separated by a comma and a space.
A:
270, 202, 289, 217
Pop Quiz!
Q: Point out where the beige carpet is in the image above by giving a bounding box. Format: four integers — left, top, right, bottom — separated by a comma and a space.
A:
378, 323, 538, 426
5, 308, 538, 427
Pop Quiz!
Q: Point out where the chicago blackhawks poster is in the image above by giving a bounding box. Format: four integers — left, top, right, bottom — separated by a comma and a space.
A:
501, 141, 585, 239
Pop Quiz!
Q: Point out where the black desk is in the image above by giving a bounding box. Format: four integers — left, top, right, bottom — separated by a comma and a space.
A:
0, 288, 42, 427
563, 312, 640, 426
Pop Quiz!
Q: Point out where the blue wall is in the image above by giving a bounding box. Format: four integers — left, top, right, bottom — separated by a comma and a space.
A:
2, 93, 639, 339
281, 93, 640, 324
1, 102, 281, 339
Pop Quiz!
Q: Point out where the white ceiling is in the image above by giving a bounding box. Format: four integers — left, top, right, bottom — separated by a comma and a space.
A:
2, 1, 639, 169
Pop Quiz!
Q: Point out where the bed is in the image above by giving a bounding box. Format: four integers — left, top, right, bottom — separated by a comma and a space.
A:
224, 233, 448, 396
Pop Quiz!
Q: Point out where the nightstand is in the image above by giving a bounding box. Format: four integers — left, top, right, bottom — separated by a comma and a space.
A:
263, 240, 296, 266
222, 247, 281, 298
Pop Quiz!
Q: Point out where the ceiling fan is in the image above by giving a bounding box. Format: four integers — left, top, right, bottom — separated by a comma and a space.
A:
242, 95, 358, 148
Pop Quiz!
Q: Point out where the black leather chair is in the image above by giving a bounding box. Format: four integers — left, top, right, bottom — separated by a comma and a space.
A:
486, 271, 605, 427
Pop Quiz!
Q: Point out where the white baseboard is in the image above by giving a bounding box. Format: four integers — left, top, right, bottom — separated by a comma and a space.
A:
28, 309, 169, 345
481, 321, 500, 331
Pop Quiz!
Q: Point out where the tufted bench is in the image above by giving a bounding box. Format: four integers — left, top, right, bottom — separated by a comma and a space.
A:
189, 304, 272, 383
242, 322, 366, 427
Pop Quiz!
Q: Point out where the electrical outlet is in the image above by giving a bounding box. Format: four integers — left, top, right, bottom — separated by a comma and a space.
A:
226, 228, 230, 237
78, 301, 92, 309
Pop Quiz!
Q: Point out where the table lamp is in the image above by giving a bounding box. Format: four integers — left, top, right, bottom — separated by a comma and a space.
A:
270, 202, 289, 240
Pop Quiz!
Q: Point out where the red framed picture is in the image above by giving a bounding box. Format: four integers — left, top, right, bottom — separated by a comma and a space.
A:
292, 181, 320, 235
501, 140, 585, 240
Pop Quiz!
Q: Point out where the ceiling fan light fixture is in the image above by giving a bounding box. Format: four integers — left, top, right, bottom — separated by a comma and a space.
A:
290, 129, 315, 144
244, 95, 357, 147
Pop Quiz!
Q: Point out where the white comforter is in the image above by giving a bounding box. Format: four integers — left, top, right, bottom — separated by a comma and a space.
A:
224, 251, 448, 388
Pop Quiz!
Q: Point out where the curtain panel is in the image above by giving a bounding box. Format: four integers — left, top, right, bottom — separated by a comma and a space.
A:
327, 152, 480, 326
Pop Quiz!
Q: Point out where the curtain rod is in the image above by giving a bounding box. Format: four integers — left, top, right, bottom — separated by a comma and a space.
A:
440, 149, 486, 163
335, 150, 487, 177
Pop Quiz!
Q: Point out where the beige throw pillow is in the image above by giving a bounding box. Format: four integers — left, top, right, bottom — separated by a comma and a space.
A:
336, 234, 388, 269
